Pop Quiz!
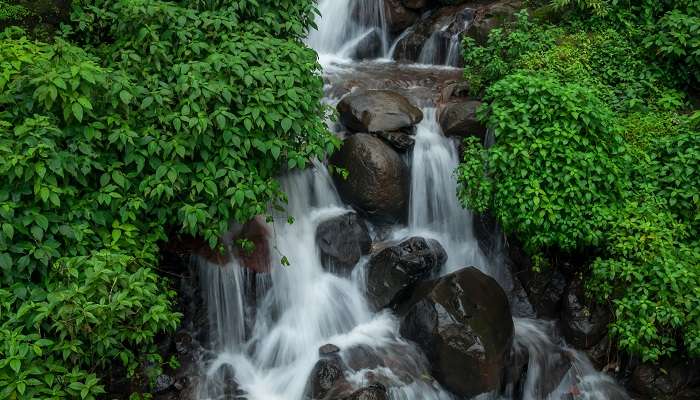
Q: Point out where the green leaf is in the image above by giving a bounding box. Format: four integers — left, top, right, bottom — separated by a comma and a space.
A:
10, 359, 20, 373
271, 146, 281, 159
119, 90, 132, 104
281, 118, 292, 132
141, 96, 154, 109
2, 223, 14, 240
0, 253, 11, 270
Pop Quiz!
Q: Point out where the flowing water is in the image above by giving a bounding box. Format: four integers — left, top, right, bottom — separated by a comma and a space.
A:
195, 1, 629, 399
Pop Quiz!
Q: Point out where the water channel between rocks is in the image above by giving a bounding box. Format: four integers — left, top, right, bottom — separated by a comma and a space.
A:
191, 1, 630, 399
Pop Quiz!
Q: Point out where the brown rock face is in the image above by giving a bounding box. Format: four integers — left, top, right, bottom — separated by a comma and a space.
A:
330, 134, 410, 223
399, 267, 514, 398
384, 0, 419, 33
337, 89, 423, 133
438, 100, 487, 140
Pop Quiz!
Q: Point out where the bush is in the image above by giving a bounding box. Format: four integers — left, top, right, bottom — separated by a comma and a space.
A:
0, 0, 336, 396
457, 72, 625, 253
458, 2, 700, 361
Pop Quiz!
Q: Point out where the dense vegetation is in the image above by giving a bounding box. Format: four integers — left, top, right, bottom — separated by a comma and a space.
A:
458, 1, 699, 362
0, 0, 335, 398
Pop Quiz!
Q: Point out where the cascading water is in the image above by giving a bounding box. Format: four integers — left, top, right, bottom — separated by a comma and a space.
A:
194, 2, 629, 399
403, 108, 490, 276
307, 0, 389, 62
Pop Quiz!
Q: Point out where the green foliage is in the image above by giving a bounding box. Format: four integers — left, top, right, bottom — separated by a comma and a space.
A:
0, 0, 336, 397
458, 73, 625, 252
462, 11, 560, 94
458, 3, 700, 361
589, 200, 700, 361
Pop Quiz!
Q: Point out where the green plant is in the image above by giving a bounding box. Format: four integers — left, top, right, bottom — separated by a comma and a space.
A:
0, 0, 336, 396
457, 72, 625, 253
458, 0, 700, 361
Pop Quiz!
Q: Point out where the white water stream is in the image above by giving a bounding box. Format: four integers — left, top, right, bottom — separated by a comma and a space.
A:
195, 1, 629, 399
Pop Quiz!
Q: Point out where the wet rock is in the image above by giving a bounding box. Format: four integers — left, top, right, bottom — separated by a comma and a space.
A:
373, 130, 415, 153
561, 279, 610, 350
316, 212, 371, 273
399, 267, 514, 398
337, 89, 423, 133
401, 0, 429, 10
632, 360, 700, 400
366, 237, 447, 309
438, 100, 487, 140
330, 134, 410, 223
345, 383, 389, 400
320, 344, 341, 356
467, 0, 522, 44
440, 81, 472, 102
524, 268, 567, 319
384, 0, 419, 33
343, 344, 386, 371
229, 216, 272, 273
310, 358, 346, 399
153, 374, 175, 394
352, 29, 383, 61
392, 3, 475, 64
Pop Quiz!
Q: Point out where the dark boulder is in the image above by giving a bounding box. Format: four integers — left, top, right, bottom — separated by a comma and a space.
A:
345, 383, 389, 400
631, 360, 700, 400
384, 0, 419, 33
316, 212, 371, 273
438, 100, 487, 140
467, 0, 522, 44
330, 134, 410, 223
366, 237, 447, 309
523, 268, 567, 319
399, 267, 514, 398
373, 130, 415, 153
401, 0, 429, 10
561, 279, 610, 350
352, 29, 383, 61
440, 81, 472, 102
319, 344, 341, 357
336, 89, 423, 133
309, 358, 347, 399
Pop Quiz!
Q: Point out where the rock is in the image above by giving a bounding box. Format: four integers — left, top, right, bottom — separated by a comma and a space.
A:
384, 0, 419, 33
337, 89, 423, 133
373, 130, 415, 152
228, 216, 271, 273
399, 267, 514, 398
561, 279, 610, 350
401, 0, 428, 10
366, 237, 447, 309
319, 344, 341, 356
343, 345, 386, 371
352, 29, 383, 61
632, 360, 700, 400
154, 374, 175, 393
523, 268, 567, 319
309, 358, 346, 399
438, 100, 487, 140
345, 383, 389, 400
316, 212, 371, 273
467, 0, 522, 44
440, 81, 472, 102
392, 3, 475, 64
330, 134, 410, 222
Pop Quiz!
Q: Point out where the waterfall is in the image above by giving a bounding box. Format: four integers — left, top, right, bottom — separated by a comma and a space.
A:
513, 319, 629, 400
193, 3, 630, 400
307, 0, 389, 62
406, 108, 490, 276
197, 165, 454, 400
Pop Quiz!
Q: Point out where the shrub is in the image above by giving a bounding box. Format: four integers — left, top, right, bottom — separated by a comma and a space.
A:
457, 73, 625, 253
0, 0, 336, 396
